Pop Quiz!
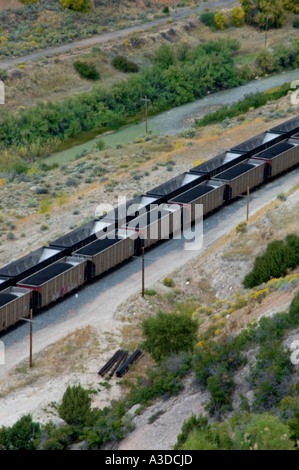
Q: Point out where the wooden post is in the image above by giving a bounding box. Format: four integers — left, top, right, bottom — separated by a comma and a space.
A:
142, 245, 145, 297
246, 186, 250, 222
265, 16, 269, 47
29, 308, 33, 368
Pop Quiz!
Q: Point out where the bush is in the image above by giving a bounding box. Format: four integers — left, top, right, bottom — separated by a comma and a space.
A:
241, 0, 287, 29
60, 0, 89, 11
200, 11, 216, 29
230, 6, 245, 27
112, 56, 139, 73
289, 290, 299, 323
179, 127, 196, 138
59, 385, 91, 425
294, 20, 299, 28
249, 341, 293, 412
73, 61, 100, 80
163, 277, 175, 287
214, 11, 228, 30
175, 411, 294, 450
0, 415, 40, 450
243, 235, 299, 288
141, 311, 198, 362
254, 49, 275, 74
196, 84, 291, 127
95, 139, 105, 151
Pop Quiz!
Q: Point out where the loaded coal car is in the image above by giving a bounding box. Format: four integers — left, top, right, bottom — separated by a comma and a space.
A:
189, 150, 248, 179
251, 139, 299, 179
146, 172, 208, 202
123, 205, 177, 250
72, 230, 135, 280
49, 218, 115, 254
270, 115, 299, 138
212, 159, 265, 200
0, 287, 31, 332
0, 277, 13, 292
0, 246, 65, 284
168, 181, 226, 222
99, 194, 164, 227
230, 130, 285, 157
17, 256, 87, 310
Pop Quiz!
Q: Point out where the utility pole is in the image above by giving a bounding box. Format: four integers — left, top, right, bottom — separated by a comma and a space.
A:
30, 308, 33, 368
142, 243, 145, 297
140, 96, 150, 134
265, 16, 269, 47
21, 309, 35, 368
246, 186, 250, 222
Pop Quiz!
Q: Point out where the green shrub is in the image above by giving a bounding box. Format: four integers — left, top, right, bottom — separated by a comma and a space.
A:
0, 415, 40, 450
214, 11, 228, 30
141, 311, 198, 362
200, 11, 217, 29
144, 289, 157, 296
196, 84, 291, 127
294, 20, 299, 28
112, 56, 139, 73
277, 192, 287, 201
59, 384, 91, 425
60, 0, 90, 11
230, 6, 245, 27
73, 61, 100, 80
95, 139, 105, 151
175, 411, 294, 450
163, 277, 175, 287
289, 290, 299, 323
254, 49, 275, 73
249, 341, 293, 412
243, 235, 299, 288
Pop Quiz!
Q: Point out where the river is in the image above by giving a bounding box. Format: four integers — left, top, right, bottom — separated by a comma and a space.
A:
45, 68, 299, 165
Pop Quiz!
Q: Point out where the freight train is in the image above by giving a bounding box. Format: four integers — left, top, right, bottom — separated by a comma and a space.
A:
1, 116, 299, 332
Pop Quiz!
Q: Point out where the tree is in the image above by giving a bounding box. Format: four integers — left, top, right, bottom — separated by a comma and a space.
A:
289, 291, 299, 324
141, 311, 198, 362
230, 7, 246, 27
60, 0, 90, 12
59, 384, 91, 425
152, 44, 175, 69
241, 0, 287, 29
214, 11, 228, 30
244, 413, 293, 450
254, 48, 274, 73
283, 0, 299, 13
0, 415, 40, 450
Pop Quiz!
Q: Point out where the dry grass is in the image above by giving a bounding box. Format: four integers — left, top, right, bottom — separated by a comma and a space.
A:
0, 326, 100, 396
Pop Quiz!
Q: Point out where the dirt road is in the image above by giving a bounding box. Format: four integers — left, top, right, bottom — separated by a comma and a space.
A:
0, 0, 237, 69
